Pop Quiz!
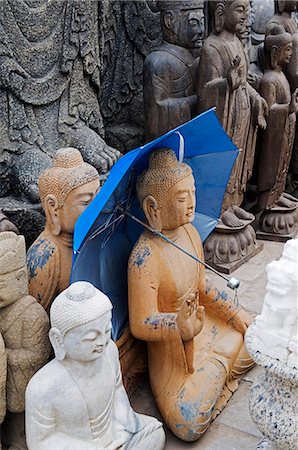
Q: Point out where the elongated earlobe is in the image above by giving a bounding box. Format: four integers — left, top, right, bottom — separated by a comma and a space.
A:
214, 4, 224, 33
44, 194, 61, 236
49, 328, 66, 361
143, 195, 163, 232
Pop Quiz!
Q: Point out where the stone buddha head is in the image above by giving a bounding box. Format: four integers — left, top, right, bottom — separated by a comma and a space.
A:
137, 148, 195, 232
0, 232, 28, 307
158, 0, 205, 50
39, 148, 100, 238
264, 26, 293, 69
210, 0, 250, 34
49, 281, 112, 363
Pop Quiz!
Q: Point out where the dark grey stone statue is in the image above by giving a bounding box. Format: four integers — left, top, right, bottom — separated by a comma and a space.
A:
143, 0, 205, 141
0, 0, 120, 205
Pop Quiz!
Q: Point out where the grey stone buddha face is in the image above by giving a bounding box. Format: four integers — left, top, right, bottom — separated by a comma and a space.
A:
223, 0, 250, 34
178, 8, 205, 49
162, 7, 205, 49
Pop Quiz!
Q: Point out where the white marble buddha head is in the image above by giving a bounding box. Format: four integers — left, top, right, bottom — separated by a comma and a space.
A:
49, 281, 112, 362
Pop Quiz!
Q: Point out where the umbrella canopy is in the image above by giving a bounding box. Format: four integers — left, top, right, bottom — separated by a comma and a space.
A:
71, 108, 239, 340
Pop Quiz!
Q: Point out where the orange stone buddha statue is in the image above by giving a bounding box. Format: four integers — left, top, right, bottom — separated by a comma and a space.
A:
128, 148, 254, 441
27, 148, 100, 313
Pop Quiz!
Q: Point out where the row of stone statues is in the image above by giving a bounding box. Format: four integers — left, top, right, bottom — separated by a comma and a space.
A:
143, 0, 298, 269
1, 0, 297, 261
1, 147, 255, 447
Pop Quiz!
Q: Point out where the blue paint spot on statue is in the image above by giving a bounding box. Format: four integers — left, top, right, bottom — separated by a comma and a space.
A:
133, 246, 151, 267
27, 239, 55, 278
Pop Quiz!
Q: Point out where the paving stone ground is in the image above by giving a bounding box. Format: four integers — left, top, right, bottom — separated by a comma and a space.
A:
130, 239, 285, 450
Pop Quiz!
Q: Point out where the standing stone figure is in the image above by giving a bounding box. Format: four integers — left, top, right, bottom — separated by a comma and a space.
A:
197, 0, 268, 226
0, 0, 119, 203
27, 148, 100, 313
128, 149, 254, 442
144, 0, 205, 140
0, 232, 50, 450
257, 27, 298, 225
267, 0, 298, 197
26, 281, 165, 450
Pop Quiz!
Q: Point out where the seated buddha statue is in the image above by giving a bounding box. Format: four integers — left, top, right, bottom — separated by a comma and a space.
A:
26, 281, 165, 450
128, 148, 254, 442
27, 147, 100, 313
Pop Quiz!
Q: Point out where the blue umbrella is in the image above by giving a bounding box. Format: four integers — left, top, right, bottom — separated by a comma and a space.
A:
71, 108, 239, 340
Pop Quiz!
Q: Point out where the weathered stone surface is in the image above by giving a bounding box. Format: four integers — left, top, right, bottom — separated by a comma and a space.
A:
0, 232, 50, 449
128, 148, 254, 442
100, 0, 161, 152
0, 0, 120, 244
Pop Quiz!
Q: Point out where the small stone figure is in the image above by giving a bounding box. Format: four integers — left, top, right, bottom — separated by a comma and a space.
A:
26, 281, 165, 450
143, 0, 204, 140
0, 0, 119, 204
197, 0, 268, 226
128, 148, 254, 442
257, 27, 298, 237
253, 238, 298, 362
0, 232, 50, 450
27, 148, 100, 313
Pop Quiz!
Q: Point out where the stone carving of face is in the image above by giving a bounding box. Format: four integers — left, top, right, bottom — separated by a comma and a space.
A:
278, 41, 293, 65
0, 267, 28, 307
57, 178, 100, 235
168, 8, 204, 49
60, 312, 112, 363
159, 174, 196, 231
224, 0, 249, 34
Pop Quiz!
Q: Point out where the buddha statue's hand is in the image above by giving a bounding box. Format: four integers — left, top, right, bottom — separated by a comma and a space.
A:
177, 293, 205, 342
253, 94, 268, 129
228, 308, 253, 335
289, 88, 298, 114
227, 56, 242, 91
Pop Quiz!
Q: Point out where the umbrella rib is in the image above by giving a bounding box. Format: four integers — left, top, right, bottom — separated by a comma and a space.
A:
86, 213, 125, 244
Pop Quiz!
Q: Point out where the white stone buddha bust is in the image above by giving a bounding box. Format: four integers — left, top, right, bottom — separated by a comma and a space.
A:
25, 281, 165, 450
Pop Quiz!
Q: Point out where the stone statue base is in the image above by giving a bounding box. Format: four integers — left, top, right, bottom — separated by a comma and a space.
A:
204, 220, 263, 274
0, 197, 45, 248
246, 326, 298, 450
257, 204, 298, 243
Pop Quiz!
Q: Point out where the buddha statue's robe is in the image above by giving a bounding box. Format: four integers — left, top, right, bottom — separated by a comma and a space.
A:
144, 42, 197, 141
0, 295, 50, 413
257, 70, 296, 209
27, 231, 72, 313
267, 11, 298, 181
128, 223, 254, 441
197, 33, 259, 210
26, 340, 164, 450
